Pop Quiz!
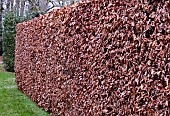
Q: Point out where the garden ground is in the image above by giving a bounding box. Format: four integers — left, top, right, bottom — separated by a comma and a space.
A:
0, 59, 48, 116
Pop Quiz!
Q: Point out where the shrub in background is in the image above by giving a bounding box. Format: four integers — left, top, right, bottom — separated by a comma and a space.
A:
2, 11, 21, 72
0, 38, 2, 56
0, 16, 2, 56
2, 9, 43, 72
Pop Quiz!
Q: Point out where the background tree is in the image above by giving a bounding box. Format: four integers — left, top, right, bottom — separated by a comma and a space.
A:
0, 0, 4, 55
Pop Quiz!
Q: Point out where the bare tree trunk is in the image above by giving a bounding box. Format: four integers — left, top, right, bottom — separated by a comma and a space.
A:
6, 0, 11, 12
28, 0, 36, 11
15, 0, 20, 16
20, 0, 25, 16
39, 0, 47, 11
10, 0, 14, 10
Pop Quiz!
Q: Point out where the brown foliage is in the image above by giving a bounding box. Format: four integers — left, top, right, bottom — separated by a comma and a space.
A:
15, 0, 170, 115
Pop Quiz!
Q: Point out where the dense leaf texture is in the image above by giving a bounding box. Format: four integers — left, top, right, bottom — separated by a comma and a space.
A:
3, 12, 21, 72
15, 0, 170, 115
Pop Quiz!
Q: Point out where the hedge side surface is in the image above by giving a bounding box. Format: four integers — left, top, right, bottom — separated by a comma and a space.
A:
15, 0, 170, 115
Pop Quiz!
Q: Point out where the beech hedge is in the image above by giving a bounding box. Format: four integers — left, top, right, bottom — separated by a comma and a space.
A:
15, 0, 170, 115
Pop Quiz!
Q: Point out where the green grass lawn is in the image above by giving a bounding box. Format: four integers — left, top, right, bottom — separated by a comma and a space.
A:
0, 64, 49, 116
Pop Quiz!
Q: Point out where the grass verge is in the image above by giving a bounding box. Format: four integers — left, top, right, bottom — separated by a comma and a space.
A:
0, 64, 49, 116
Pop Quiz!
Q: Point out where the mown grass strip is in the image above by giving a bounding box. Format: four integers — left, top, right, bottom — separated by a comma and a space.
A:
0, 65, 48, 116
